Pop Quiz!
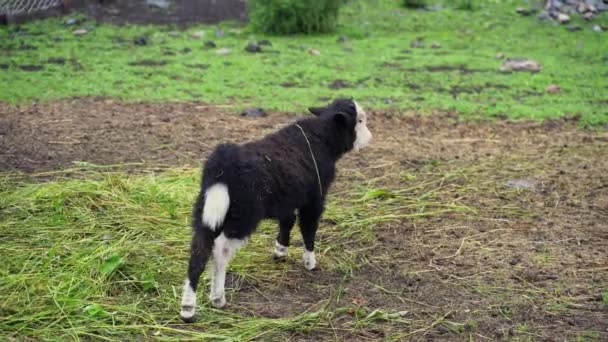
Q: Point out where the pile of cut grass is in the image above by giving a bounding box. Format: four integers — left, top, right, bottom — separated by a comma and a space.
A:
0, 161, 482, 340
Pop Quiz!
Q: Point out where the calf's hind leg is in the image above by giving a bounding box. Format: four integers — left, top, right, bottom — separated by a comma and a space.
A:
209, 232, 245, 308
181, 230, 213, 322
273, 213, 296, 259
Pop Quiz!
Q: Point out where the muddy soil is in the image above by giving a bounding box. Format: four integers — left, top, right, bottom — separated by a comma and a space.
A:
1, 98, 607, 340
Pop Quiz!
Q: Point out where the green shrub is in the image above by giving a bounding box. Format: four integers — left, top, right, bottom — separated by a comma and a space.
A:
248, 0, 343, 34
402, 0, 426, 9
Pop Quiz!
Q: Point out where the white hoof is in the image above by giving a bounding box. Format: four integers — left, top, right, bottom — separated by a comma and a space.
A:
210, 294, 226, 308
303, 250, 316, 270
272, 241, 288, 259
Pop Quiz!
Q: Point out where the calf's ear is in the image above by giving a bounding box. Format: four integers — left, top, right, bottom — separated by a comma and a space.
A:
333, 112, 347, 126
308, 107, 324, 116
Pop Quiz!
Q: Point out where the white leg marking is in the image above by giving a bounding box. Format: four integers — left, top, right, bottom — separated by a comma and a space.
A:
180, 279, 196, 319
303, 250, 317, 270
353, 100, 373, 151
210, 233, 244, 308
202, 183, 230, 231
273, 241, 288, 259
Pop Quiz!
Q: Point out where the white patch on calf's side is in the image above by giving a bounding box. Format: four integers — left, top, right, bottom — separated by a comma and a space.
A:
303, 250, 317, 270
353, 100, 373, 151
180, 279, 196, 319
210, 233, 245, 308
273, 241, 288, 258
202, 183, 230, 231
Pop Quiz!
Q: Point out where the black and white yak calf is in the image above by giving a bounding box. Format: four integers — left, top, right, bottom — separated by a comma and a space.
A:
180, 98, 373, 322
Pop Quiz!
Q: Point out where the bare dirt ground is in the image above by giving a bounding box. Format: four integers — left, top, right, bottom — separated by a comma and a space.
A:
1, 98, 607, 340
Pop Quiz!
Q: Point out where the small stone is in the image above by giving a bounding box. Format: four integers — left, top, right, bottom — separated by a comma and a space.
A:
557, 13, 570, 24
133, 36, 147, 45
215, 27, 224, 37
168, 31, 180, 37
592, 25, 602, 32
583, 12, 594, 20
245, 42, 261, 53
240, 107, 267, 118
537, 10, 552, 21
65, 18, 78, 26
190, 31, 205, 39
496, 52, 505, 59
410, 37, 424, 48
546, 84, 561, 93
516, 7, 533, 16
216, 47, 231, 55
504, 178, 537, 190
308, 48, 320, 55
500, 58, 542, 73
204, 40, 216, 48
337, 35, 349, 43
146, 0, 170, 10
258, 39, 272, 46
567, 24, 581, 32
73, 29, 88, 36
430, 42, 441, 49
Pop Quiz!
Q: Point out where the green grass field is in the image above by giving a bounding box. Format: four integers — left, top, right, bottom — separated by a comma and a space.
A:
1, 0, 607, 124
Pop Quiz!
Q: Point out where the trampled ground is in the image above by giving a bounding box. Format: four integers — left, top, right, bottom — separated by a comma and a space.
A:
1, 99, 607, 340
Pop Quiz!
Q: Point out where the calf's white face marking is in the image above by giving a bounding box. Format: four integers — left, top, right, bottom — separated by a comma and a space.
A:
353, 101, 373, 151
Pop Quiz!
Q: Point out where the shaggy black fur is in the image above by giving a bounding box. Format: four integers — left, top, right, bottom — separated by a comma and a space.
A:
185, 98, 360, 293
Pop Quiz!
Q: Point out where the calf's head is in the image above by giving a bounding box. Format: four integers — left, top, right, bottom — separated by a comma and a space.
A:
308, 98, 373, 152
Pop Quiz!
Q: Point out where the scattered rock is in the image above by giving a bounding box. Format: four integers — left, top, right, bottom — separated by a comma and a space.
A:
509, 255, 523, 265
410, 37, 424, 48
567, 24, 581, 31
216, 47, 231, 55
245, 42, 261, 53
557, 12, 570, 23
204, 40, 216, 48
495, 52, 505, 59
258, 39, 272, 46
190, 31, 205, 39
537, 11, 552, 21
430, 42, 441, 49
73, 29, 88, 36
133, 36, 147, 46
329, 79, 350, 89
337, 35, 349, 43
240, 107, 267, 118
307, 48, 320, 56
64, 18, 79, 26
146, 0, 171, 10
215, 27, 224, 37
592, 24, 603, 32
516, 7, 533, 16
504, 178, 537, 190
546, 84, 561, 93
583, 12, 594, 20
168, 31, 180, 37
500, 58, 542, 73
